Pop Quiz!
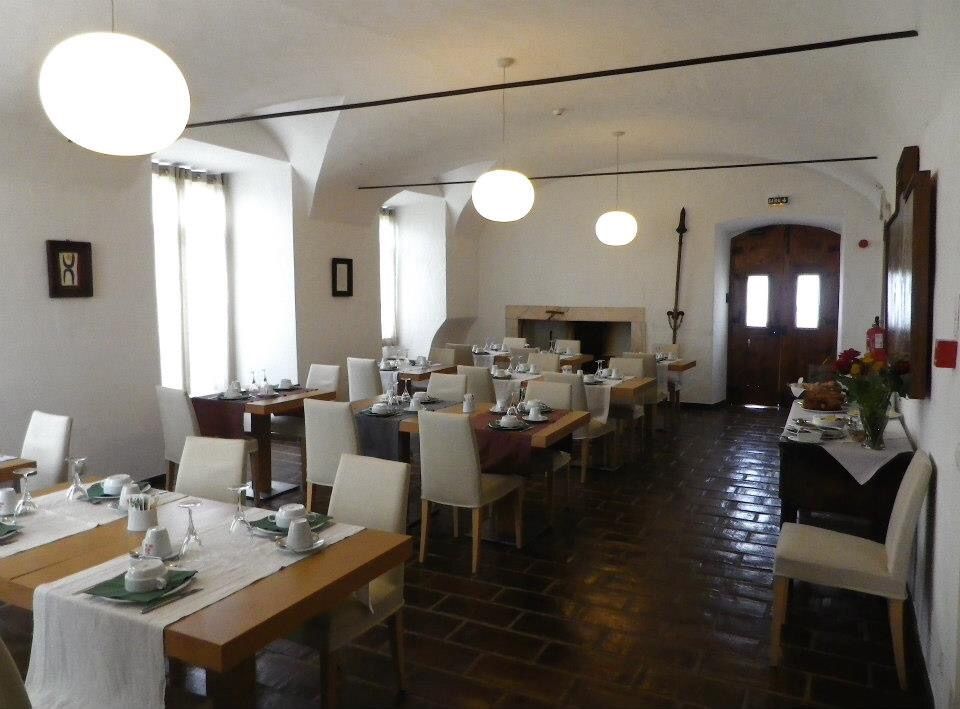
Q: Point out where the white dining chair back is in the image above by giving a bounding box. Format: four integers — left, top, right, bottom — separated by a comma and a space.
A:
502, 337, 527, 350
445, 343, 475, 366
540, 372, 587, 411
329, 454, 410, 534
885, 450, 933, 582
174, 436, 246, 504
528, 351, 560, 373
457, 365, 496, 402
21, 410, 72, 488
509, 347, 538, 364
418, 411, 482, 508
525, 380, 573, 410
156, 386, 200, 466
304, 400, 359, 488
429, 347, 456, 366
555, 339, 581, 354
609, 357, 644, 378
426, 373, 467, 401
0, 634, 29, 709
347, 357, 381, 401
304, 364, 341, 394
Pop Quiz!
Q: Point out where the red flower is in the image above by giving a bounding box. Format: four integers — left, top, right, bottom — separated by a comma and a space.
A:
835, 348, 861, 375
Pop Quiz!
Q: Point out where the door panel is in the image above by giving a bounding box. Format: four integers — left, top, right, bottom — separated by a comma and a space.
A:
727, 225, 840, 406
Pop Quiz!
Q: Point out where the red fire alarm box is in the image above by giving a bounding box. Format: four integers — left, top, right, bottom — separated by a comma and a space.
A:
934, 340, 958, 368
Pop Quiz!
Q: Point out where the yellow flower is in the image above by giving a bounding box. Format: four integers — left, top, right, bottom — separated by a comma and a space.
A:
862, 353, 874, 365
873, 361, 885, 373
850, 363, 862, 375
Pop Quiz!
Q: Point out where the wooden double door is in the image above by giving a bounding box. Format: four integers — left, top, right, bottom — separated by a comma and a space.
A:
727, 225, 840, 406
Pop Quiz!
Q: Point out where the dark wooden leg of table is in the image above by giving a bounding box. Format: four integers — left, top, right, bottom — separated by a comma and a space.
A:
250, 413, 272, 506
644, 403, 656, 438
668, 381, 680, 409
206, 657, 256, 708
780, 502, 798, 527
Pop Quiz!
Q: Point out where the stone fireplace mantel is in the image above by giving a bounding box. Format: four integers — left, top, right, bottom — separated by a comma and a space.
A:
505, 305, 646, 353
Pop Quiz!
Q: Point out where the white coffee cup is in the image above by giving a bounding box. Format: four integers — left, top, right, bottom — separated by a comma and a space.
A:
601, 368, 612, 378
561, 365, 573, 373
583, 374, 597, 383
566, 348, 574, 355
0, 488, 17, 515
371, 402, 389, 414
276, 503, 308, 530
528, 404, 544, 420
517, 363, 529, 373
416, 355, 428, 366
103, 474, 132, 496
412, 391, 428, 401
142, 526, 173, 559
118, 481, 141, 512
280, 378, 293, 389
463, 393, 475, 414
409, 398, 423, 412
501, 414, 520, 427
286, 517, 315, 551
124, 558, 168, 593
529, 364, 540, 375
492, 399, 506, 413
611, 368, 620, 379
525, 399, 541, 411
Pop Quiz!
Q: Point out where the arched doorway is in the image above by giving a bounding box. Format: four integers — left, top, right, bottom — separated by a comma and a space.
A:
727, 224, 840, 406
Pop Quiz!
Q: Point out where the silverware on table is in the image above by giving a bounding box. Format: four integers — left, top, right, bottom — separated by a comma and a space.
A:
140, 587, 203, 614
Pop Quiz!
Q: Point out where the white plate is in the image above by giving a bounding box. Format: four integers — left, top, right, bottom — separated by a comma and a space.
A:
99, 574, 196, 604
523, 415, 548, 423
799, 402, 847, 414
489, 406, 506, 414
275, 536, 326, 555
785, 433, 823, 444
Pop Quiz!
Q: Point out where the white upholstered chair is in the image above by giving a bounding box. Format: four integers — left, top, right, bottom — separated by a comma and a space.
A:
418, 411, 523, 573
425, 373, 467, 401
21, 410, 72, 489
542, 372, 614, 482
0, 634, 29, 709
445, 343, 475, 366
528, 351, 560, 373
294, 453, 410, 705
525, 380, 572, 412
457, 365, 496, 402
609, 356, 651, 459
156, 386, 257, 491
501, 337, 527, 350
303, 400, 359, 511
173, 436, 246, 504
770, 450, 933, 689
555, 339, 581, 354
508, 346, 539, 364
429, 347, 456, 366
347, 357, 381, 401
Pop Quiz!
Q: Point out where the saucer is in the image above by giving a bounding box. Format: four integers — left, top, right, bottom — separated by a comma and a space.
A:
275, 384, 299, 392
276, 536, 326, 554
364, 407, 399, 417
219, 392, 248, 400
489, 421, 529, 432
523, 415, 549, 423
489, 406, 506, 413
492, 374, 512, 380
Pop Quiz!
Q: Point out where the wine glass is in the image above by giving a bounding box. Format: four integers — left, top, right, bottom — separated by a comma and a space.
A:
14, 468, 38, 515
178, 499, 203, 559
249, 369, 258, 393
228, 486, 249, 533
64, 457, 89, 501
260, 369, 268, 388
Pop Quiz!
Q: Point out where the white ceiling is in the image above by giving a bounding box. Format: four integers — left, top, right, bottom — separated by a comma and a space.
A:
7, 1, 958, 222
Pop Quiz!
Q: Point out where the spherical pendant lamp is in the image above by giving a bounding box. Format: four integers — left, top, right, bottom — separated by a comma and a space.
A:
595, 131, 637, 246
472, 58, 534, 222
472, 169, 535, 222
39, 31, 190, 156
595, 209, 638, 246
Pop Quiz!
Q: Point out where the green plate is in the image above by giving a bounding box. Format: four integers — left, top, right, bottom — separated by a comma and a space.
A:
0, 522, 21, 540
250, 511, 332, 536
87, 481, 149, 500
83, 569, 197, 604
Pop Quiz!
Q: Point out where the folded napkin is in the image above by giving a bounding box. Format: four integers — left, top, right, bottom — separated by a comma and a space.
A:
0, 522, 20, 539
82, 570, 197, 604
250, 512, 331, 535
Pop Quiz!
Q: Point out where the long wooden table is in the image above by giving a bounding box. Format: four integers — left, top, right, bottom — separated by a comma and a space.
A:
666, 358, 697, 408
194, 389, 336, 504
0, 484, 412, 707
0, 457, 36, 486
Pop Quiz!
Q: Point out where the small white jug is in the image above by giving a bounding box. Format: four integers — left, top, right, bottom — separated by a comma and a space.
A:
463, 393, 475, 414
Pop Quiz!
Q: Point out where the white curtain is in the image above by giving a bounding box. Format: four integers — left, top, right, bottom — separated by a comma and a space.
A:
379, 207, 399, 344
152, 163, 229, 396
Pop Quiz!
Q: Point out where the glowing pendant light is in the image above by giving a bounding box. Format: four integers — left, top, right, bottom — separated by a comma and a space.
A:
38, 3, 189, 157
472, 58, 534, 222
595, 131, 637, 246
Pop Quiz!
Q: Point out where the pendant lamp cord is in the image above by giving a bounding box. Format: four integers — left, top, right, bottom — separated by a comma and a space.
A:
500, 65, 506, 164
615, 133, 621, 209
111, 0, 116, 32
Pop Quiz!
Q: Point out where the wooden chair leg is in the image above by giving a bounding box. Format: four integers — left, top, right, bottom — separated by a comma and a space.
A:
579, 439, 591, 484
888, 598, 908, 689
299, 438, 308, 491
165, 461, 177, 491
513, 488, 523, 549
545, 467, 555, 527
418, 500, 430, 563
452, 506, 459, 538
319, 650, 339, 709
387, 611, 406, 694
770, 576, 789, 665
306, 482, 315, 513
471, 507, 483, 573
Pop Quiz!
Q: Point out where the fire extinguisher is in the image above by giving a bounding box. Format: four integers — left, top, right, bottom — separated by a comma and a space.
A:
866, 316, 887, 362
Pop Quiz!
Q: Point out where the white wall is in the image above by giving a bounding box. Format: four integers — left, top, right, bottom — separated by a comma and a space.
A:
467, 164, 882, 403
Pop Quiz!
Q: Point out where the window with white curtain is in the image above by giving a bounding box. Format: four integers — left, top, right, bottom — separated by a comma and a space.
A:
151, 162, 229, 395
379, 207, 399, 343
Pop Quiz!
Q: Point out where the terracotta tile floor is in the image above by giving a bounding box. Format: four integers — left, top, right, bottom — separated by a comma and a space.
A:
0, 406, 931, 708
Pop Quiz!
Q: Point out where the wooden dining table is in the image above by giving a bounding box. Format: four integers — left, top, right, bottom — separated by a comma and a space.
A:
192, 389, 336, 504
0, 481, 412, 708
0, 457, 36, 486
666, 358, 697, 408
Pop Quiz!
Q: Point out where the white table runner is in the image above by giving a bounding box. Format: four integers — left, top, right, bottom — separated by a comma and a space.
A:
493, 373, 634, 411
782, 400, 913, 485
26, 500, 363, 709
35, 486, 184, 527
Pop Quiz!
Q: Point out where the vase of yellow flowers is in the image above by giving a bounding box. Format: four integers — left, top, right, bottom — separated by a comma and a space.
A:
833, 349, 908, 450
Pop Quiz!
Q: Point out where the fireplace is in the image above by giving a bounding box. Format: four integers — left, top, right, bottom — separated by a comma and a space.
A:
505, 306, 646, 359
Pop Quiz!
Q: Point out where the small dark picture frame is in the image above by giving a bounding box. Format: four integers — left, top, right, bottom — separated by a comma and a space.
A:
331, 257, 353, 297
46, 240, 93, 298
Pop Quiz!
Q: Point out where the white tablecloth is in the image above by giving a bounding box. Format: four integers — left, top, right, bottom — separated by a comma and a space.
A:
25, 501, 363, 709
782, 400, 913, 485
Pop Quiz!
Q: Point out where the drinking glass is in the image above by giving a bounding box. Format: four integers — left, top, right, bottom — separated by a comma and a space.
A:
260, 369, 268, 388
14, 468, 38, 515
64, 456, 89, 501
228, 486, 249, 533
249, 369, 257, 393
178, 499, 203, 558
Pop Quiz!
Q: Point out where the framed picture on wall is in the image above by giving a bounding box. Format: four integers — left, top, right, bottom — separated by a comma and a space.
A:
46, 240, 93, 298
332, 257, 353, 297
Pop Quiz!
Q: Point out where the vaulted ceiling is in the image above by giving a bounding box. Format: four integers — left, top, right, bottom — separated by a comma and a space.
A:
7, 1, 958, 222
